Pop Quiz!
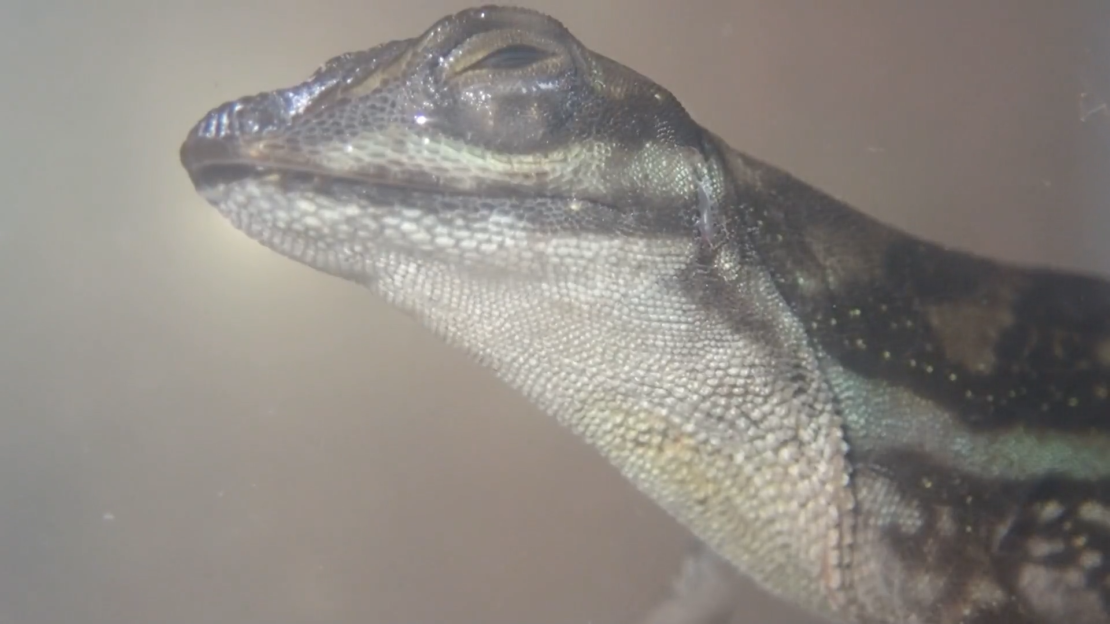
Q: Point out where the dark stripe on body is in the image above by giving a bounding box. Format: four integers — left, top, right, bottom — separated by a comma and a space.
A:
734, 152, 1110, 434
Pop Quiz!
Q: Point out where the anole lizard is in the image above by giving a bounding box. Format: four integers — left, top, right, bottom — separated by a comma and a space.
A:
180, 6, 1110, 623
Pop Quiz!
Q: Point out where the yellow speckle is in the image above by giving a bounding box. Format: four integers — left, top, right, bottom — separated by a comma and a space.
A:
1068, 397, 1079, 407
924, 365, 934, 374
849, 309, 861, 318
855, 338, 866, 350
882, 351, 891, 360
948, 373, 958, 382
921, 477, 933, 489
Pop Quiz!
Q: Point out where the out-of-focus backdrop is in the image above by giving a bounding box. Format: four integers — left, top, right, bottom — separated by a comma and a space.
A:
2, 1, 1109, 623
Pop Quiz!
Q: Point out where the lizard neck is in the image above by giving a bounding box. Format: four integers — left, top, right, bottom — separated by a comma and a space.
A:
357, 143, 858, 620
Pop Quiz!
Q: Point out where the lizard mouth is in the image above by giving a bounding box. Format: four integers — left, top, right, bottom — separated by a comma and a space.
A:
179, 132, 452, 201
179, 128, 635, 279
184, 161, 445, 201
180, 138, 560, 209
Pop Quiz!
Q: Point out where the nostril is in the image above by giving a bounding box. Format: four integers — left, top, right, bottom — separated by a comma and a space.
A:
231, 96, 285, 135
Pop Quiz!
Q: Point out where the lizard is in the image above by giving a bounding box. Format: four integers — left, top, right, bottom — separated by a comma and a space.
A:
178, 6, 1110, 624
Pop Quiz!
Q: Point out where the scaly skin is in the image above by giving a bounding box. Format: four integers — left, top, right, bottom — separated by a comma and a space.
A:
180, 7, 1110, 623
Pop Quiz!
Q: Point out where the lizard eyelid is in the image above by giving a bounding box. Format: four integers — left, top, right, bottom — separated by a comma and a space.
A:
462, 43, 554, 72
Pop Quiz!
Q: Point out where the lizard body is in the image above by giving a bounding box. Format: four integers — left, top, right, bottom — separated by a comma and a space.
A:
180, 7, 1110, 623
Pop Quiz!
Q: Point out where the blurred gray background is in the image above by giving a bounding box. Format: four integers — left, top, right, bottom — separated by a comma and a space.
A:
2, 1, 1109, 623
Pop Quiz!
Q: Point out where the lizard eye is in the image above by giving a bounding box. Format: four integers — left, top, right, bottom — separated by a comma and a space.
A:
437, 35, 573, 153
464, 44, 554, 71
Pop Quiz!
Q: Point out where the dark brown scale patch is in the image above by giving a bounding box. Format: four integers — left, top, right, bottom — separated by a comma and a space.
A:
733, 151, 1110, 434
859, 450, 1110, 623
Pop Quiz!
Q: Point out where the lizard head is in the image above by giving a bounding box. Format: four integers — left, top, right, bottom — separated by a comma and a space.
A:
180, 5, 730, 285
